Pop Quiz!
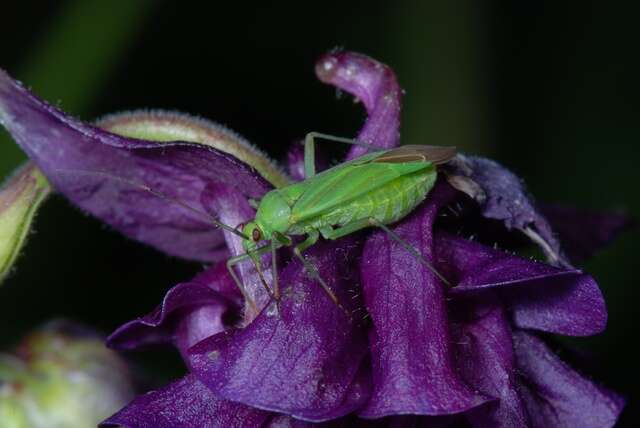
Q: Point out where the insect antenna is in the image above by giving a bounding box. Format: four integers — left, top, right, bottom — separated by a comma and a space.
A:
50, 168, 249, 240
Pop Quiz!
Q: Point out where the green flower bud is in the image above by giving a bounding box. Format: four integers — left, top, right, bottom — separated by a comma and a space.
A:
0, 321, 134, 428
0, 164, 50, 283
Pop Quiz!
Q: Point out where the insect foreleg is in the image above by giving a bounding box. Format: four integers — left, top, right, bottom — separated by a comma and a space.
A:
226, 244, 274, 313
303, 132, 379, 178
369, 218, 452, 287
226, 253, 259, 314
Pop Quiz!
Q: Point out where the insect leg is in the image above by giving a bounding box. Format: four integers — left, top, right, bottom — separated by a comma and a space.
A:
226, 253, 259, 314
271, 239, 280, 300
320, 218, 371, 240
227, 244, 274, 313
290, 230, 348, 316
304, 132, 318, 178
292, 247, 350, 317
368, 218, 452, 287
303, 132, 379, 178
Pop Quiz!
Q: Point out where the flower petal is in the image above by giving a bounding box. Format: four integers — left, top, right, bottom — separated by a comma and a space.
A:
446, 155, 570, 267
0, 163, 50, 283
106, 263, 238, 356
315, 51, 402, 160
513, 331, 625, 428
98, 110, 290, 188
265, 414, 457, 427
451, 295, 528, 427
187, 239, 371, 422
287, 141, 308, 182
440, 233, 607, 335
541, 204, 632, 263
201, 182, 273, 319
100, 375, 271, 428
359, 184, 488, 418
0, 69, 273, 262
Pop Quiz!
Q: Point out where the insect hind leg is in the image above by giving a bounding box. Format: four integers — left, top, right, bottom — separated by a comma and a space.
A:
368, 218, 452, 287
292, 230, 351, 318
303, 132, 379, 178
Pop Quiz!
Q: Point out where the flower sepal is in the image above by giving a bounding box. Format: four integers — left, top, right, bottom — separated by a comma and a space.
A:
0, 163, 50, 283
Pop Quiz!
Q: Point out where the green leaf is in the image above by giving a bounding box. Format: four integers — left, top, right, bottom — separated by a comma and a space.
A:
0, 164, 51, 283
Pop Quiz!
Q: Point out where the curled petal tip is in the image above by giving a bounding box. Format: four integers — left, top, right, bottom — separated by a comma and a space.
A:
314, 53, 340, 83
314, 51, 402, 157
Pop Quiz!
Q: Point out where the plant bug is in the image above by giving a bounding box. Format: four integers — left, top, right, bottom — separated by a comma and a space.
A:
226, 132, 456, 314
56, 132, 456, 315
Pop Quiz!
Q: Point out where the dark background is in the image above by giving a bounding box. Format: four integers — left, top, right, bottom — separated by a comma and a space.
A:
1, 1, 637, 425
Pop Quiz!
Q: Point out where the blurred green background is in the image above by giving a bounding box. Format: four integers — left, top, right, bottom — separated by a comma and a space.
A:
1, 1, 637, 425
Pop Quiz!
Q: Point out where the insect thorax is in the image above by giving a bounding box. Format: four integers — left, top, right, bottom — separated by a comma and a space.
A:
255, 189, 292, 237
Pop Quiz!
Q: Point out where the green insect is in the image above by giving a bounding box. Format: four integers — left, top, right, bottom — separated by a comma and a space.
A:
67, 132, 456, 314
224, 132, 456, 313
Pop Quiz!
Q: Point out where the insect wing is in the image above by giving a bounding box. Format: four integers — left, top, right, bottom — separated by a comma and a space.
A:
289, 160, 430, 223
373, 145, 456, 165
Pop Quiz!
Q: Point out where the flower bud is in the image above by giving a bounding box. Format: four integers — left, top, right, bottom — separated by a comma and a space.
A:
0, 164, 50, 283
0, 320, 134, 428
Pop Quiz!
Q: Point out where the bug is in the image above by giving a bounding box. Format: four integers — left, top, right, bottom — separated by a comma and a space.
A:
59, 132, 456, 315
225, 132, 456, 313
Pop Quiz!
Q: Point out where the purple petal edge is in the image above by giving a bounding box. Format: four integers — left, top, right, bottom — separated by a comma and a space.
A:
315, 51, 402, 160
451, 295, 529, 428
439, 233, 607, 336
107, 262, 240, 355
187, 239, 371, 422
513, 331, 625, 428
0, 68, 272, 262
100, 375, 271, 428
359, 184, 488, 418
447, 155, 571, 267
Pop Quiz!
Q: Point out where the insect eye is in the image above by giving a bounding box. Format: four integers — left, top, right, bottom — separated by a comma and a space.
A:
252, 228, 261, 242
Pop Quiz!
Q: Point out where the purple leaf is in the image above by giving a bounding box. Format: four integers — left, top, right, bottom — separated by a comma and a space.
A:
100, 375, 271, 428
0, 69, 273, 262
513, 331, 625, 428
315, 51, 402, 160
187, 239, 371, 422
358, 183, 488, 418
106, 262, 238, 356
439, 233, 607, 336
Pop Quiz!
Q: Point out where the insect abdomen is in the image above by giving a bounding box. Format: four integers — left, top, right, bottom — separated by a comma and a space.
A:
300, 168, 437, 232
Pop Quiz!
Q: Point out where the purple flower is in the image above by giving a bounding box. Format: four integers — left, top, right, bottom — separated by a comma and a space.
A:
0, 51, 626, 427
